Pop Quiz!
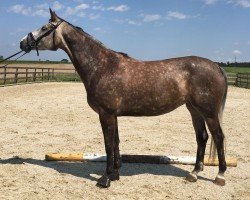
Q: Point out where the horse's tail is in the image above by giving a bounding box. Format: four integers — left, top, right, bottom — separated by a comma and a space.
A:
220, 67, 228, 113
209, 67, 228, 160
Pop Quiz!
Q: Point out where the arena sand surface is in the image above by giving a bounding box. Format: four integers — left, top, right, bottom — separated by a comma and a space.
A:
0, 83, 249, 200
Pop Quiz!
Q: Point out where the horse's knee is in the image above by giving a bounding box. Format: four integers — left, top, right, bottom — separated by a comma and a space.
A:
202, 130, 209, 142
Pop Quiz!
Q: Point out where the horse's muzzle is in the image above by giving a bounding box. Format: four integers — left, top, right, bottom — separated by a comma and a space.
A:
20, 32, 38, 53
20, 40, 32, 53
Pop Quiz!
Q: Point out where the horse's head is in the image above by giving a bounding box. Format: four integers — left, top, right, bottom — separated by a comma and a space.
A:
20, 9, 63, 53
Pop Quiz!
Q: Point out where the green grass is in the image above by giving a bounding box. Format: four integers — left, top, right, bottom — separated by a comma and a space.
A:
222, 67, 250, 73
51, 74, 81, 82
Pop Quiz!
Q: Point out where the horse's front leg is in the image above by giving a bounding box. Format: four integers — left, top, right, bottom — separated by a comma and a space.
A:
97, 110, 119, 188
114, 117, 122, 173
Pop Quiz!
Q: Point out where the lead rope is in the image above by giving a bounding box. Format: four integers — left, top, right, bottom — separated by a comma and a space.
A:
0, 50, 24, 64
0, 51, 28, 68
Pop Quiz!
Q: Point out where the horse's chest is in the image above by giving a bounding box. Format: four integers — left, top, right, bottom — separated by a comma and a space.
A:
86, 81, 124, 113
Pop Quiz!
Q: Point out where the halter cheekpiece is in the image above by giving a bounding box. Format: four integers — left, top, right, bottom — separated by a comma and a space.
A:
27, 20, 62, 56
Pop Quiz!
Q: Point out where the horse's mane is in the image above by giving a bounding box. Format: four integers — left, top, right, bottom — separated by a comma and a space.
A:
65, 21, 130, 58
76, 26, 130, 58
116, 52, 130, 58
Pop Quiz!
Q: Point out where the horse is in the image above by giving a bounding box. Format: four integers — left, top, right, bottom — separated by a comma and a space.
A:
20, 9, 228, 188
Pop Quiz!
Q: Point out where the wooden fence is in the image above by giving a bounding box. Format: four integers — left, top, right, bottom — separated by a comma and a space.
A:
226, 73, 237, 85
227, 73, 250, 88
235, 73, 250, 88
0, 66, 78, 85
0, 66, 249, 88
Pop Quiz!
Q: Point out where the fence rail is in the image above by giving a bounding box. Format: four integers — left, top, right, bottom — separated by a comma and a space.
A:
0, 66, 79, 85
226, 73, 237, 85
235, 73, 250, 88
0, 66, 249, 88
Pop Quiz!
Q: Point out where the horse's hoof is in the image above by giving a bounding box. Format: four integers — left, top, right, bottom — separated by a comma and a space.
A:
109, 172, 120, 181
96, 175, 111, 188
214, 175, 226, 186
186, 172, 197, 182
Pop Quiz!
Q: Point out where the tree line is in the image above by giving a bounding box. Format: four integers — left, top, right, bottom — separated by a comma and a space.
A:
217, 62, 250, 68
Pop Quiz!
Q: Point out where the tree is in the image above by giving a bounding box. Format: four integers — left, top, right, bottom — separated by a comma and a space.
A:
61, 58, 68, 63
0, 55, 3, 60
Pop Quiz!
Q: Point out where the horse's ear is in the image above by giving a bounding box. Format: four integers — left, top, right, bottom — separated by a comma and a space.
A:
49, 8, 58, 21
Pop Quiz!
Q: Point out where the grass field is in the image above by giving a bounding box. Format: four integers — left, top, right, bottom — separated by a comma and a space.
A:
223, 67, 250, 73
53, 73, 81, 82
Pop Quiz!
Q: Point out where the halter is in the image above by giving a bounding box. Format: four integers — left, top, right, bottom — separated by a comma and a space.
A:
27, 20, 63, 56
1, 18, 74, 68
0, 19, 63, 68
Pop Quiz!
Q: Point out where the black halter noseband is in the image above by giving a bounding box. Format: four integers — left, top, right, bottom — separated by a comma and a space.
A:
27, 20, 63, 56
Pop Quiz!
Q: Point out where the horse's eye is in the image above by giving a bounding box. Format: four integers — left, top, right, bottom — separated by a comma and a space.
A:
41, 26, 47, 31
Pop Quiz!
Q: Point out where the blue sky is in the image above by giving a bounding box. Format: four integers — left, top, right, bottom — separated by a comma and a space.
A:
0, 0, 250, 62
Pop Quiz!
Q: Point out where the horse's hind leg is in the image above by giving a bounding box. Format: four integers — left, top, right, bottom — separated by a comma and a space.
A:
186, 102, 208, 182
205, 117, 227, 186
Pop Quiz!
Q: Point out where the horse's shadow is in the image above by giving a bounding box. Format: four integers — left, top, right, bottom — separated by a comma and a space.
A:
0, 156, 212, 182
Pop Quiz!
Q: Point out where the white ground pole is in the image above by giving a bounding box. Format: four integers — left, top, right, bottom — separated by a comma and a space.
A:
82, 153, 197, 164
45, 153, 237, 166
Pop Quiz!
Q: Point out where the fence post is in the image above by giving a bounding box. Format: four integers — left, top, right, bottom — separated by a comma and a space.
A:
248, 74, 249, 88
42, 68, 44, 81
236, 73, 239, 87
26, 68, 28, 82
239, 73, 241, 87
52, 68, 55, 80
14, 68, 18, 84
48, 68, 51, 81
4, 66, 7, 85
33, 68, 37, 82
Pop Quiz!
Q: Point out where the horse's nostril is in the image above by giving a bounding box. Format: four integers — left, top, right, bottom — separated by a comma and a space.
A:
20, 41, 23, 49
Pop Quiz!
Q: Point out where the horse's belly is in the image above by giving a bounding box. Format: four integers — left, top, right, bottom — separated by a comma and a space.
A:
118, 104, 183, 116
118, 93, 186, 116
93, 69, 189, 116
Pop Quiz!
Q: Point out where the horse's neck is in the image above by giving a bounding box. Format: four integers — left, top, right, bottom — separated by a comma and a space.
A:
60, 27, 116, 86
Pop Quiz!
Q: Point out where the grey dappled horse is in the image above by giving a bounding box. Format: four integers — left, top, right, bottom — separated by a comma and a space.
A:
20, 9, 228, 188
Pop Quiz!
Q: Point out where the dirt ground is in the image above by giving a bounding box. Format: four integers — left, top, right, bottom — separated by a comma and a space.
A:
0, 83, 249, 200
